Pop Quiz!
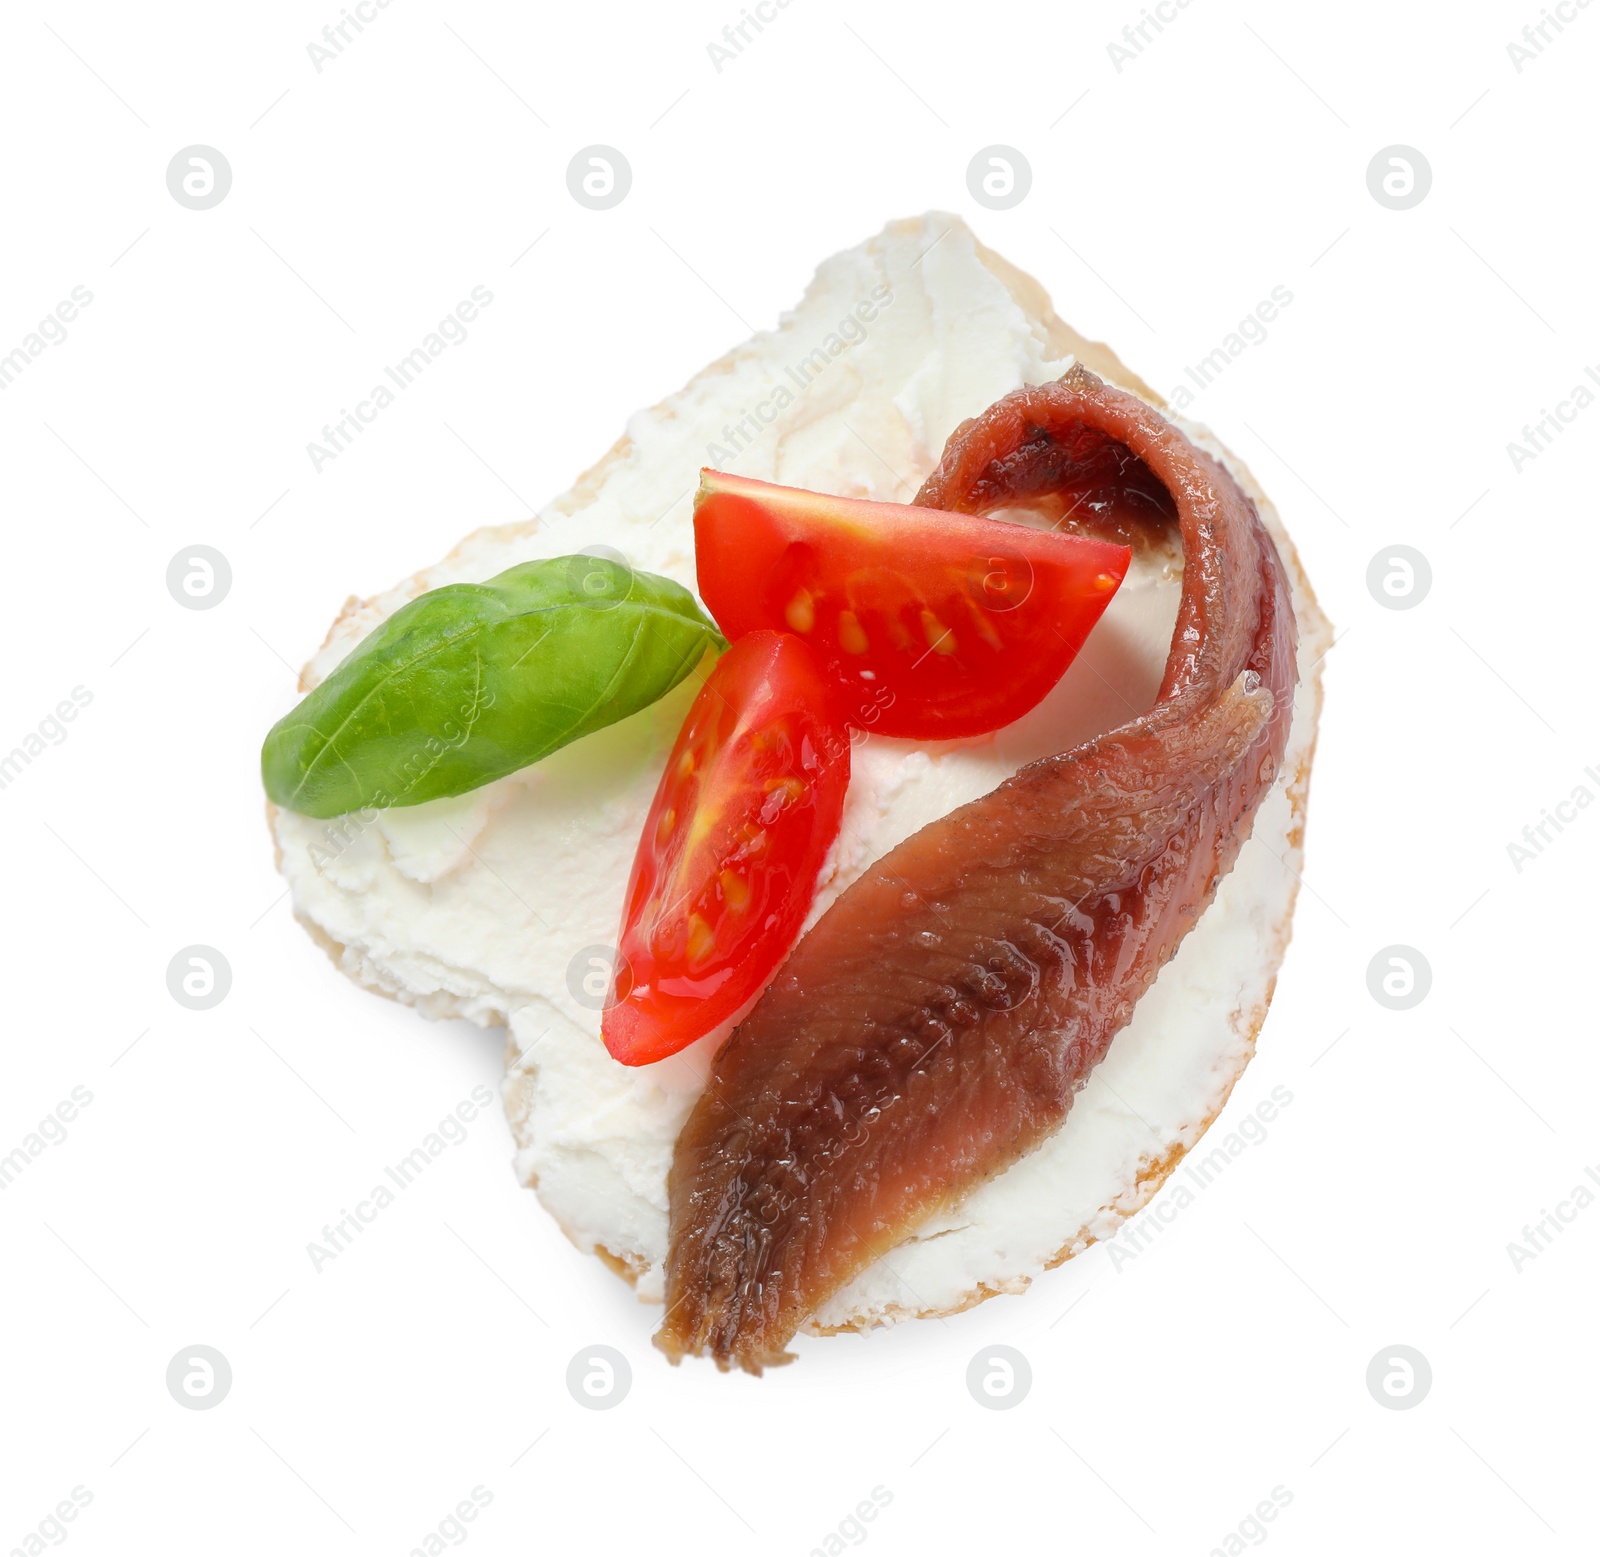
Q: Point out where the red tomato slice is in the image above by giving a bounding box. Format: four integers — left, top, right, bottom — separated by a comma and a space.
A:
694, 470, 1132, 740
602, 630, 850, 1067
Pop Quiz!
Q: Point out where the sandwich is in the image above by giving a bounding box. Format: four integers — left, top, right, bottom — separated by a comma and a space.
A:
264, 213, 1330, 1371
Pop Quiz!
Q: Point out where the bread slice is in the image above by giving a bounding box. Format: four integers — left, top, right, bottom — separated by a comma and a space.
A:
267, 214, 1329, 1336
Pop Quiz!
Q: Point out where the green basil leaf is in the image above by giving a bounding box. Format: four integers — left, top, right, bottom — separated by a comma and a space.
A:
262, 555, 722, 818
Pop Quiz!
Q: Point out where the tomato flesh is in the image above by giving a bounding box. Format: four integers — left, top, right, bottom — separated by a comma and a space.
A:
602, 630, 850, 1066
694, 470, 1132, 740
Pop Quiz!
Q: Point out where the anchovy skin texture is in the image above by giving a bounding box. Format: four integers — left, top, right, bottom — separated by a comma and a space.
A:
657, 367, 1298, 1371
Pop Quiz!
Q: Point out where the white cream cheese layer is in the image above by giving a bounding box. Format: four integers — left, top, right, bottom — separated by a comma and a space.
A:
270, 215, 1329, 1328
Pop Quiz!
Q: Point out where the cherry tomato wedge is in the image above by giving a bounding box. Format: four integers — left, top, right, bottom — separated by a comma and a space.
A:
694, 470, 1132, 740
602, 629, 850, 1067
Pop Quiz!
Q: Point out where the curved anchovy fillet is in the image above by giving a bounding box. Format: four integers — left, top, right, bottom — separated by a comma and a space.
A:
657, 367, 1298, 1372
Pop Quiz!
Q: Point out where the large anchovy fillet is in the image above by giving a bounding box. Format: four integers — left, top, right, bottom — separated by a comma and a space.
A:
657, 367, 1298, 1372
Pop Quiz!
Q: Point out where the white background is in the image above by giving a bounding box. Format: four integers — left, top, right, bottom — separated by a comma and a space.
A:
2, 1, 1595, 1553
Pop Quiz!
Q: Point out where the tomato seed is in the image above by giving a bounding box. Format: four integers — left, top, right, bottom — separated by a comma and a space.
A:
920, 608, 956, 654
686, 913, 716, 966
785, 588, 815, 633
719, 869, 751, 911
